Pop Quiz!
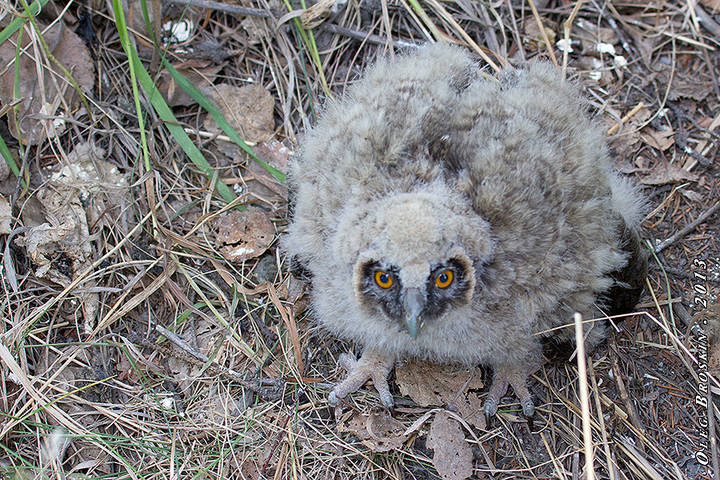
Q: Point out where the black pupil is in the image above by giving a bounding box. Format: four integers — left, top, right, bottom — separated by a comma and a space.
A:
379, 273, 389, 284
439, 273, 448, 283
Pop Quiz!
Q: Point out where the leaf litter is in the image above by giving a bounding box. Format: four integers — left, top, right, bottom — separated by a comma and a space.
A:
0, 21, 94, 145
214, 207, 276, 262
203, 83, 276, 144
426, 411, 474, 480
396, 360, 486, 429
14, 142, 128, 333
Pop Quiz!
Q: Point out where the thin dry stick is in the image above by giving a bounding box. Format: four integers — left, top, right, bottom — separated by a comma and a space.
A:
424, 0, 503, 70
607, 102, 645, 135
562, 0, 585, 78
527, 0, 559, 68
654, 201, 720, 253
540, 431, 569, 480
574, 313, 596, 480
609, 341, 647, 447
167, 0, 273, 18
587, 357, 617, 480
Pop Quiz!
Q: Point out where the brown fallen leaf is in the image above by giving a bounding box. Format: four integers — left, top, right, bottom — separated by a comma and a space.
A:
158, 61, 223, 107
426, 411, 473, 480
337, 410, 408, 452
639, 160, 699, 185
668, 72, 714, 102
0, 22, 94, 145
14, 142, 128, 332
243, 140, 291, 205
204, 84, 275, 144
680, 189, 705, 203
0, 195, 10, 234
640, 127, 675, 151
214, 208, 275, 262
396, 361, 486, 429
574, 18, 617, 45
521, 17, 556, 54
277, 274, 310, 318
0, 155, 9, 182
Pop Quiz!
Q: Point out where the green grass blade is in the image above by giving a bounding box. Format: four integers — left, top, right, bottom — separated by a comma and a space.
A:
162, 61, 286, 183
0, 0, 48, 44
0, 136, 23, 186
112, 0, 237, 203
112, 0, 151, 173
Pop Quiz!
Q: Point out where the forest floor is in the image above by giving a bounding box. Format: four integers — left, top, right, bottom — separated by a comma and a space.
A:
1, 0, 719, 478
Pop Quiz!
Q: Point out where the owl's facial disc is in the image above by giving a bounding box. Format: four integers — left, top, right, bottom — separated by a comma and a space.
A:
357, 257, 474, 339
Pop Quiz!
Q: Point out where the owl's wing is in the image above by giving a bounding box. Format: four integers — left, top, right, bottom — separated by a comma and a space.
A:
602, 221, 649, 316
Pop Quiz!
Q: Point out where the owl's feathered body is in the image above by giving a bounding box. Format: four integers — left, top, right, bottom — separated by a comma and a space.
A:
285, 44, 647, 415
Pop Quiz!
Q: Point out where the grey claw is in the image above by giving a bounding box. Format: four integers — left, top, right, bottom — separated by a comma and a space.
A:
484, 397, 498, 419
379, 390, 395, 410
328, 390, 340, 406
521, 397, 535, 417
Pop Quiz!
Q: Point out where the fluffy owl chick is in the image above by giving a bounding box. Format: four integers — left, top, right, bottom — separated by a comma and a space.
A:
284, 44, 647, 417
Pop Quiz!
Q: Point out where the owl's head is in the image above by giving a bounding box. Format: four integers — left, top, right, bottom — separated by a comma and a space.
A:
334, 184, 494, 339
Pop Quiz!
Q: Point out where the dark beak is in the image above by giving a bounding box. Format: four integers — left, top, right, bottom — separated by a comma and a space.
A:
403, 287, 425, 339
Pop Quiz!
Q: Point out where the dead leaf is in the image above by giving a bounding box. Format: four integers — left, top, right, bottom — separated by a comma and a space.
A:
0, 195, 10, 234
337, 410, 408, 452
158, 61, 222, 107
640, 127, 675, 151
639, 160, 699, 185
243, 140, 291, 205
680, 189, 705, 203
300, 0, 336, 29
396, 361, 486, 429
0, 22, 94, 145
669, 74, 713, 102
14, 142, 128, 332
242, 17, 272, 44
0, 156, 9, 181
577, 56, 611, 86
125, 0, 163, 45
701, 0, 720, 9
239, 0, 283, 44
575, 18, 617, 45
278, 274, 310, 317
426, 411, 473, 480
522, 17, 556, 51
204, 84, 275, 143
214, 208, 275, 262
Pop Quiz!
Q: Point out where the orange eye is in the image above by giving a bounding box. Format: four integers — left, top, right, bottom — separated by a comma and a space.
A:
375, 271, 393, 289
435, 270, 454, 289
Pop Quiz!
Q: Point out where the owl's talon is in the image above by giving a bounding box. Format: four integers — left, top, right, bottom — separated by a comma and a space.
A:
484, 363, 535, 419
484, 398, 499, 419
377, 381, 395, 410
330, 349, 395, 408
520, 396, 535, 418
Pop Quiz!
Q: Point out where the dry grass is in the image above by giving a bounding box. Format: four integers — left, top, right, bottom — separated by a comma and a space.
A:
1, 0, 719, 478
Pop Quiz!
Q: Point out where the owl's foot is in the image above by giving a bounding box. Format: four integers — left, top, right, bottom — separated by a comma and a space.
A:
328, 350, 395, 409
484, 363, 535, 419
